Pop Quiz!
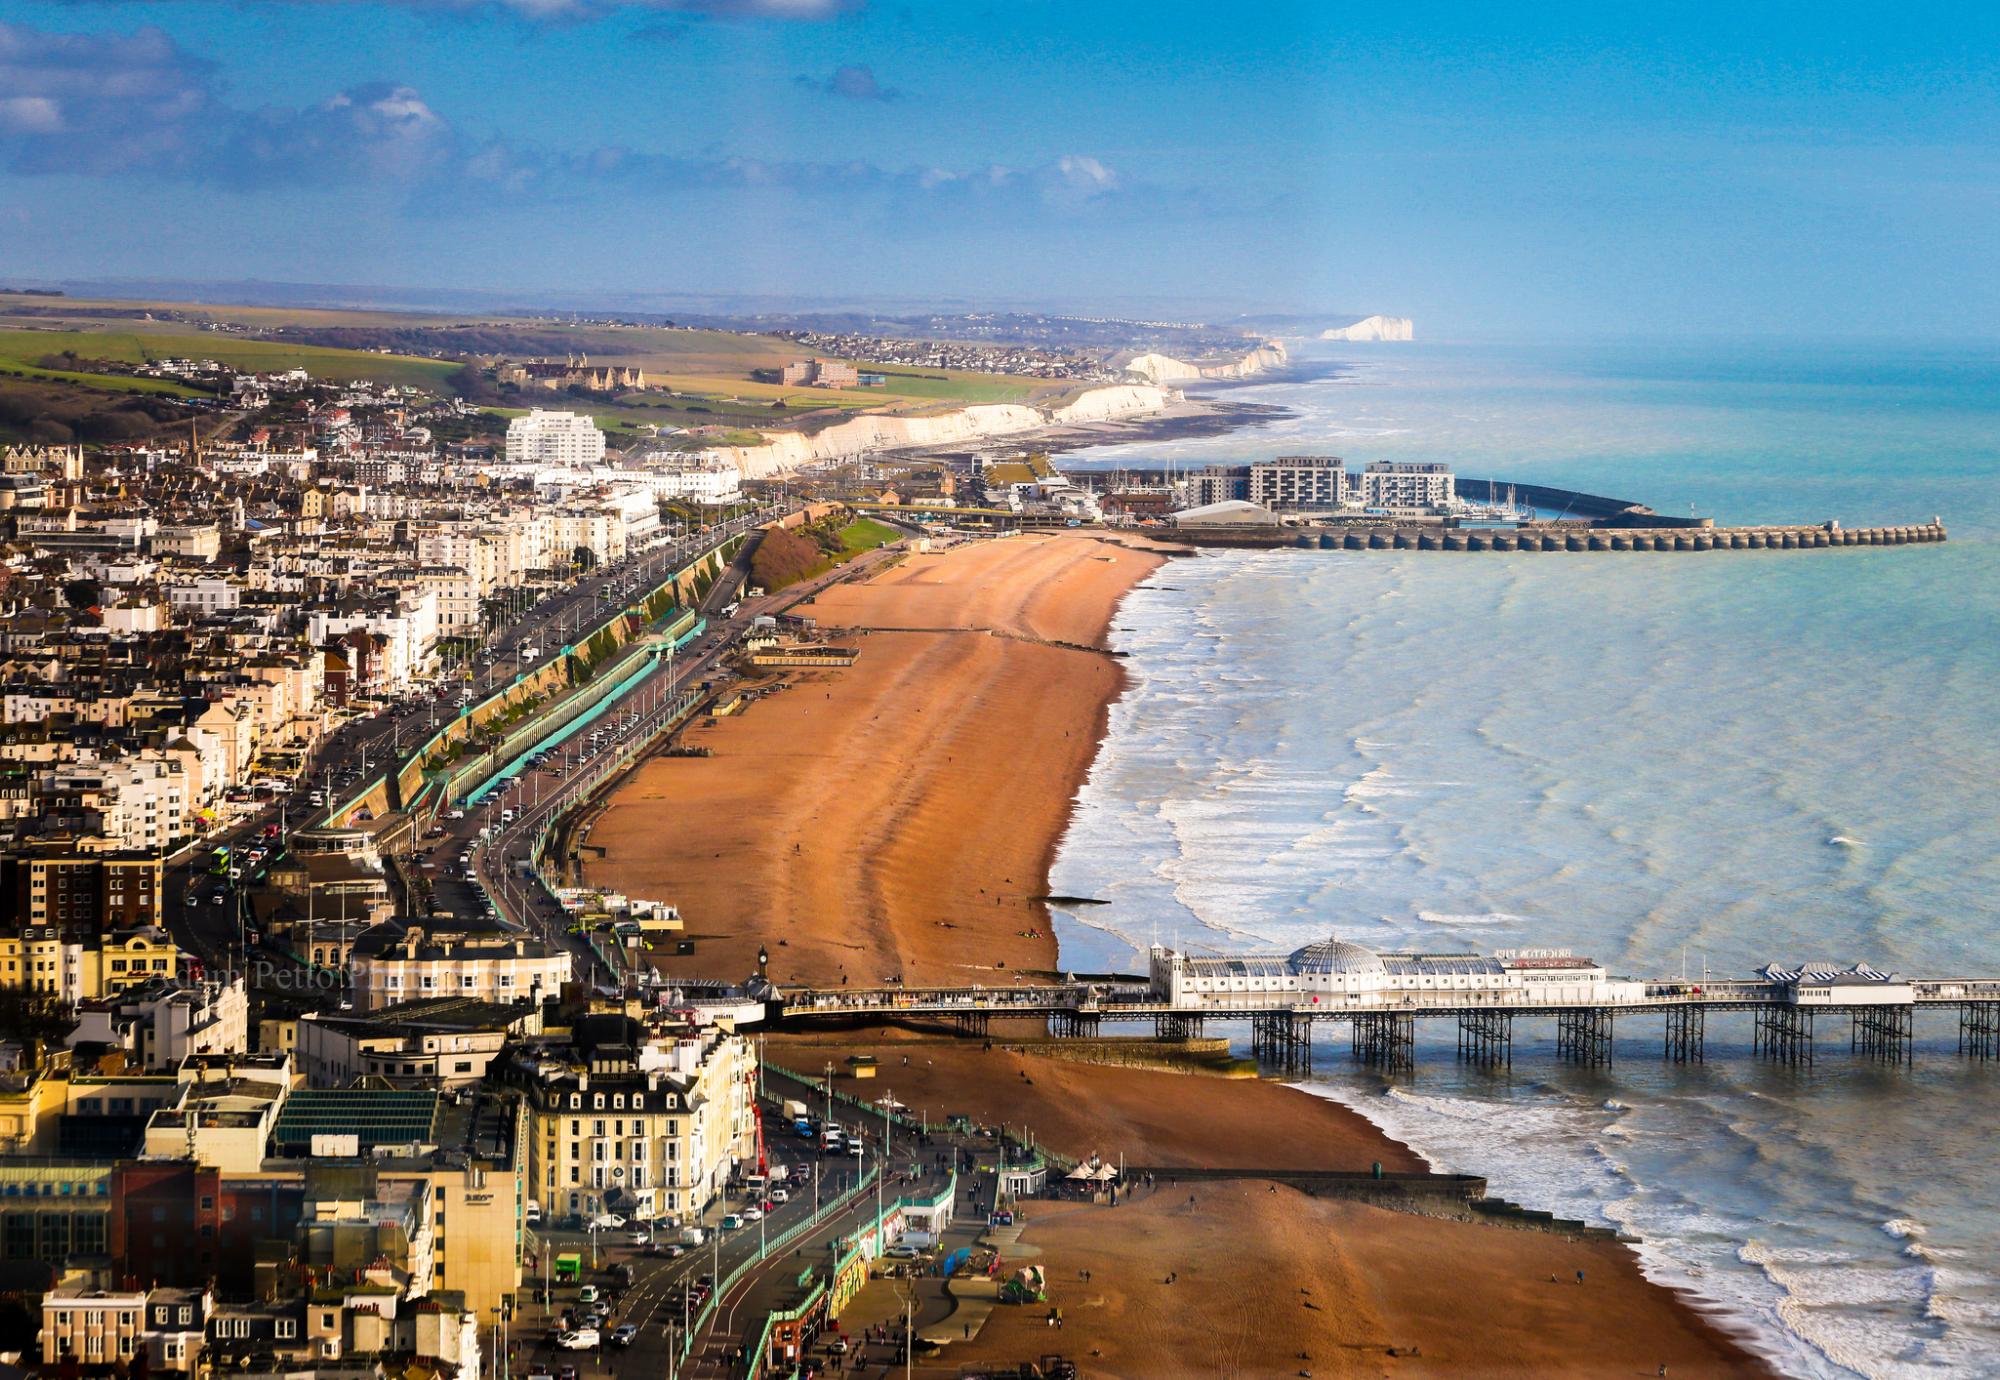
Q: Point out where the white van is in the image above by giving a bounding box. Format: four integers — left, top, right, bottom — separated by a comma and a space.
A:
501, 808, 516, 824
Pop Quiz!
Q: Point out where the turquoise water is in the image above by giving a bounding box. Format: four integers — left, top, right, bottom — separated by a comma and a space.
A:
1050, 342, 2000, 1377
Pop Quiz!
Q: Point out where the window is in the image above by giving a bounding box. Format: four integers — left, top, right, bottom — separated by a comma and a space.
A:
179, 1306, 193, 1325
594, 1120, 605, 1137
454, 1060, 473, 1073
276, 1319, 297, 1339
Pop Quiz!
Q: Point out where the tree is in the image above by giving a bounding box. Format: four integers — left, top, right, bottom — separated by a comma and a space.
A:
62, 578, 102, 611
571, 545, 599, 573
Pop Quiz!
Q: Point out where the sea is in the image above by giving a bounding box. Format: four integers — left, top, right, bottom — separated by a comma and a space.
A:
1045, 339, 2000, 1379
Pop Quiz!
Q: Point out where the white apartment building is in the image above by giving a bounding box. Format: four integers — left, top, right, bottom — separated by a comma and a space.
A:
646, 458, 743, 506
503, 1014, 758, 1226
1360, 461, 1455, 510
506, 410, 606, 468
70, 978, 251, 1071
45, 754, 190, 851
1248, 455, 1346, 512
306, 590, 440, 690
347, 924, 573, 1011
551, 508, 628, 567
166, 576, 242, 616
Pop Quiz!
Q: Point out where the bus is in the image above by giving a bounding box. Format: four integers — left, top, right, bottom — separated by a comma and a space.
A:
208, 846, 232, 877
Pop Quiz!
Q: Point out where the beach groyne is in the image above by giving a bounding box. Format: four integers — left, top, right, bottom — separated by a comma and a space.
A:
1155, 520, 1947, 552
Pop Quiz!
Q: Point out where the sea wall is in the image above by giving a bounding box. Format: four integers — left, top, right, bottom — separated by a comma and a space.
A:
1123, 340, 1288, 384
712, 383, 1180, 478
1155, 522, 1949, 552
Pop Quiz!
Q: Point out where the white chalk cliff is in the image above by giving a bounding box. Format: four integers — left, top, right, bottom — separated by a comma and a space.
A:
712, 383, 1180, 479
1123, 339, 1288, 385
1321, 315, 1414, 342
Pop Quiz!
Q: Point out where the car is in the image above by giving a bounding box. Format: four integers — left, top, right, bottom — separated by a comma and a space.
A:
577, 1285, 598, 1304
719, 1213, 743, 1231
742, 1206, 764, 1222
589, 1213, 625, 1230
609, 1326, 637, 1348
884, 1244, 923, 1259
556, 1329, 599, 1350
557, 1367, 577, 1380
628, 1230, 651, 1246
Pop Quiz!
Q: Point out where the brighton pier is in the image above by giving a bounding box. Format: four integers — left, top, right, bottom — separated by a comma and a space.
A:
765, 940, 2000, 1073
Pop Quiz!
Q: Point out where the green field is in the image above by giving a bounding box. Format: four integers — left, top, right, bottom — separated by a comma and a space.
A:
862, 369, 1043, 404
0, 359, 201, 398
832, 518, 902, 562
0, 296, 1068, 431
0, 327, 460, 392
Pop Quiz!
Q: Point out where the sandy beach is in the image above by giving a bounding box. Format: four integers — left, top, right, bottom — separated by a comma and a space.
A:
949, 1183, 1761, 1379
588, 531, 1157, 989
587, 530, 1769, 1376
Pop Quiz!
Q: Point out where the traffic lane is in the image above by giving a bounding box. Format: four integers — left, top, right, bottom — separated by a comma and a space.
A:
530, 1199, 823, 1377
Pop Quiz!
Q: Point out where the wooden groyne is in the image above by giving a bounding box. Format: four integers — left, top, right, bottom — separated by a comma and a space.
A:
1152, 522, 1948, 552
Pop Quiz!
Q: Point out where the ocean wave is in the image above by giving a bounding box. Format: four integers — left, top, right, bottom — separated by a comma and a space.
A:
1416, 909, 1530, 927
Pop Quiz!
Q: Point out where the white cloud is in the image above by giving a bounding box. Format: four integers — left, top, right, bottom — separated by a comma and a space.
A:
0, 96, 64, 135
1056, 154, 1118, 192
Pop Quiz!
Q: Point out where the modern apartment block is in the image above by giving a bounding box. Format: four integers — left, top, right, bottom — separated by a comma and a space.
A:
504, 409, 607, 468
1249, 455, 1347, 511
1360, 460, 1456, 509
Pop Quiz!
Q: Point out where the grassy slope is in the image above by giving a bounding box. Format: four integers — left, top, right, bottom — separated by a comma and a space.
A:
0, 298, 1073, 424
0, 326, 459, 391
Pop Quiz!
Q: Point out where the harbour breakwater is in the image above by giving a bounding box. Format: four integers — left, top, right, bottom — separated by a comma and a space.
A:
1155, 521, 1947, 552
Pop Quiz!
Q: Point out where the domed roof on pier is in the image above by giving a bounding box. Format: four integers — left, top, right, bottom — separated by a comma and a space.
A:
1287, 938, 1386, 976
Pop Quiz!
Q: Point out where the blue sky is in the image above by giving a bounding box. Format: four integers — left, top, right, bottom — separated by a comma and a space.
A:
1, 0, 1995, 337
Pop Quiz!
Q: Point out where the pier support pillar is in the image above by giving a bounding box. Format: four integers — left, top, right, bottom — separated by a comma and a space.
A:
1049, 1010, 1099, 1040
954, 1011, 991, 1039
1754, 1006, 1815, 1064
1456, 1009, 1512, 1068
1851, 1005, 1913, 1063
1154, 1013, 1202, 1042
1960, 1004, 2000, 1059
1555, 1009, 1614, 1066
1350, 1012, 1415, 1070
1663, 1005, 1705, 1064
1251, 1012, 1313, 1075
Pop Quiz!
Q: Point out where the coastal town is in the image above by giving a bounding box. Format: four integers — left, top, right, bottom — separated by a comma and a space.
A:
0, 276, 1961, 1380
